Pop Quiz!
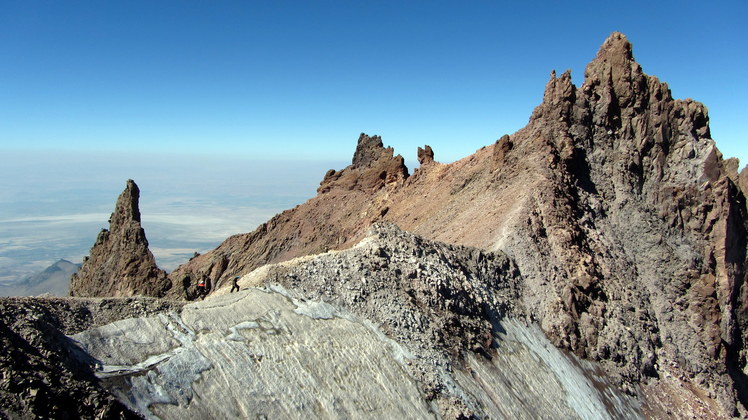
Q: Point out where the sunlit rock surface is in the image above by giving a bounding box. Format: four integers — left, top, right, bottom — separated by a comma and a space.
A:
51, 32, 748, 418
72, 288, 435, 419
71, 239, 642, 419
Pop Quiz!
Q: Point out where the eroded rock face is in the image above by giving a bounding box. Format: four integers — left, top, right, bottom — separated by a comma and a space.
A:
0, 296, 180, 419
491, 134, 513, 170
63, 33, 748, 416
516, 32, 748, 416
319, 133, 409, 193
69, 226, 642, 419
251, 223, 522, 365
417, 145, 435, 165
167, 33, 747, 416
166, 134, 410, 299
69, 180, 170, 298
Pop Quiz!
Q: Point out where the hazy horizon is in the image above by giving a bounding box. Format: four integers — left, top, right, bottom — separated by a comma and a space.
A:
0, 150, 346, 283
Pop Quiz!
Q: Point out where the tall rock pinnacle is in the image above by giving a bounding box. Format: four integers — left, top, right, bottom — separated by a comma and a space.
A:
69, 180, 170, 297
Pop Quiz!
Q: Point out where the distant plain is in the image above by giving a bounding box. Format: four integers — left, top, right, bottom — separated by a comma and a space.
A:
0, 150, 343, 283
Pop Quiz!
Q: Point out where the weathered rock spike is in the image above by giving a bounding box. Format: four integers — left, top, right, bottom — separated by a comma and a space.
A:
417, 145, 434, 165
111, 179, 141, 227
352, 133, 386, 168
69, 179, 170, 298
318, 132, 409, 194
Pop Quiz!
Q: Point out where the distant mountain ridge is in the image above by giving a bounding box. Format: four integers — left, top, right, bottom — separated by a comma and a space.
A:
66, 32, 748, 417
0, 259, 80, 297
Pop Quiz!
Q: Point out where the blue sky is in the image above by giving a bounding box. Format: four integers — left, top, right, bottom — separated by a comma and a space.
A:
2, 1, 746, 166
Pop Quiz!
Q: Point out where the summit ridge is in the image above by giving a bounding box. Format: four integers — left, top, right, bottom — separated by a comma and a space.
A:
63, 33, 748, 418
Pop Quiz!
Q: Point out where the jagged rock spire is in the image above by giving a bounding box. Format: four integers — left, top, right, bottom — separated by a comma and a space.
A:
318, 133, 409, 193
417, 145, 434, 165
352, 133, 387, 168
111, 179, 141, 226
584, 31, 636, 84
162, 33, 746, 416
69, 179, 170, 297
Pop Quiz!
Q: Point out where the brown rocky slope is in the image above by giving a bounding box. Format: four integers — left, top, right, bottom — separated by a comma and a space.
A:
72, 33, 748, 416
168, 32, 748, 415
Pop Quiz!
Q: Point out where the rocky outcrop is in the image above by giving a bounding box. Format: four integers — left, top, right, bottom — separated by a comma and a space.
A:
69, 180, 170, 297
62, 32, 747, 417
164, 33, 748, 416
417, 145, 434, 165
69, 226, 643, 419
491, 134, 513, 170
0, 296, 181, 419
318, 133, 409, 193
513, 32, 748, 416
166, 134, 409, 299
249, 223, 522, 362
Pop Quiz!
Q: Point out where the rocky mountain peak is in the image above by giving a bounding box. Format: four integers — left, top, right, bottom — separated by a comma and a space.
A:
69, 180, 170, 298
110, 179, 141, 227
518, 33, 748, 416
590, 31, 634, 69
417, 145, 434, 165
55, 33, 748, 417
351, 133, 386, 168
535, 69, 575, 123
318, 132, 409, 193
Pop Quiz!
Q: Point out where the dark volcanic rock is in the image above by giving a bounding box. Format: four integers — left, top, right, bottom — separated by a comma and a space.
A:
519, 31, 748, 415
264, 223, 521, 358
0, 296, 181, 419
158, 32, 745, 416
319, 133, 409, 193
491, 134, 513, 170
69, 180, 170, 298
417, 145, 435, 165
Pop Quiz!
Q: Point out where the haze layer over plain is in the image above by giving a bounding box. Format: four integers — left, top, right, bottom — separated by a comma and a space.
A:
0, 151, 340, 283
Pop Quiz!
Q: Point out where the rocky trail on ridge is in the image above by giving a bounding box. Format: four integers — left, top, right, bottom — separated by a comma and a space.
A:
17, 31, 748, 418
160, 32, 748, 416
70, 225, 645, 419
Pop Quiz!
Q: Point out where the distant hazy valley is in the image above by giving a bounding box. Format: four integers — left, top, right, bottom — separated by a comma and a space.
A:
0, 154, 340, 286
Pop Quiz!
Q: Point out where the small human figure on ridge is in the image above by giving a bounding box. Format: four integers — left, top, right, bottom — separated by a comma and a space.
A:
231, 276, 240, 293
197, 278, 207, 299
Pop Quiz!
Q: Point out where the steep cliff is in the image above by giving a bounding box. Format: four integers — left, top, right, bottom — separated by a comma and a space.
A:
69, 225, 645, 419
161, 33, 748, 415
511, 32, 748, 415
69, 180, 171, 297
66, 32, 748, 416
